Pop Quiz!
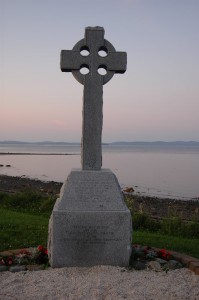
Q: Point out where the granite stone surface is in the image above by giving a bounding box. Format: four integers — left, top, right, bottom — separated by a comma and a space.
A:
48, 27, 131, 268
48, 169, 132, 267
61, 27, 126, 170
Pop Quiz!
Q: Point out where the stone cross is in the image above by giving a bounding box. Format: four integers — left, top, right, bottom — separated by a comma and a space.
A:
61, 26, 127, 170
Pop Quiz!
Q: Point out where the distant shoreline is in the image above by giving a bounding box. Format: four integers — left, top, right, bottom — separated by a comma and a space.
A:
0, 153, 80, 155
0, 174, 198, 222
0, 141, 199, 146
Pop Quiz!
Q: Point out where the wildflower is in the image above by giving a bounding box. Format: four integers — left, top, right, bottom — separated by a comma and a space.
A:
7, 257, 13, 265
37, 245, 44, 252
158, 249, 171, 260
0, 259, 5, 265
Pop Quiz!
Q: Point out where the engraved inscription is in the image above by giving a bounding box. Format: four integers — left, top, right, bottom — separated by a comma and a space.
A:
76, 181, 111, 202
58, 170, 127, 211
72, 175, 118, 204
63, 225, 122, 244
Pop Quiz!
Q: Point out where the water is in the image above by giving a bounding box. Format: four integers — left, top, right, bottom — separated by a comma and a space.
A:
0, 143, 199, 200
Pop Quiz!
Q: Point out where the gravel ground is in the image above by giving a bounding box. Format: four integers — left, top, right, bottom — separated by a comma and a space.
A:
0, 266, 199, 300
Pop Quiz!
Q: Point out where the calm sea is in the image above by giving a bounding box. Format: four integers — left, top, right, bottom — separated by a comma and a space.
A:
0, 143, 199, 200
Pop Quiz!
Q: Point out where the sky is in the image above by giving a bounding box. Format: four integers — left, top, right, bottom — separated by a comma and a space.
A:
1, 0, 199, 142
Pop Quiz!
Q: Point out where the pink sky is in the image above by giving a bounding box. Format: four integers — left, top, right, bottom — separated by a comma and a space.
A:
1, 0, 199, 142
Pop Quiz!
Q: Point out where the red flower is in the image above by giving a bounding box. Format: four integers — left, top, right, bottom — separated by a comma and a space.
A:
44, 249, 48, 255
7, 257, 13, 265
37, 245, 44, 252
158, 249, 171, 260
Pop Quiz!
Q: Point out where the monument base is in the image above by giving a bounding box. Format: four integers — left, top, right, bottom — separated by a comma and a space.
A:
48, 169, 132, 267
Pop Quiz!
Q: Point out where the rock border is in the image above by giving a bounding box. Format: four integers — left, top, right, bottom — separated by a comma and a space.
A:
0, 247, 198, 275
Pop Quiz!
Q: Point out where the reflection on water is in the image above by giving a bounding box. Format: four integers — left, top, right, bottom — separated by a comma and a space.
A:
0, 144, 199, 199
103, 151, 199, 199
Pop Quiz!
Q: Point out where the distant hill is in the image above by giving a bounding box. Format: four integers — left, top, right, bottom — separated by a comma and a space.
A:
0, 141, 80, 145
0, 140, 199, 146
110, 141, 199, 146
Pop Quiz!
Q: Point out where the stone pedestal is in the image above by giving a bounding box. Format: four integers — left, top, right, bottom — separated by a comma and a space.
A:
48, 169, 132, 267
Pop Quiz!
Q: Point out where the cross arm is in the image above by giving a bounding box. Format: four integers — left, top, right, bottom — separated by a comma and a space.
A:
60, 50, 87, 72
103, 52, 127, 74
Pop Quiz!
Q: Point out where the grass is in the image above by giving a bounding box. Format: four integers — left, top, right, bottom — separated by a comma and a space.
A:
125, 194, 199, 239
132, 212, 199, 239
0, 208, 49, 251
0, 191, 54, 251
0, 191, 56, 217
133, 231, 199, 259
0, 191, 199, 259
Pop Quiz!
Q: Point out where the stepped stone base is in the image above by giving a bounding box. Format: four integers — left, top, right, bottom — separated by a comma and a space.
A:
48, 169, 132, 267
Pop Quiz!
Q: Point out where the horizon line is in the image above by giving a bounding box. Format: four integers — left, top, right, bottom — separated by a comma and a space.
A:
0, 140, 199, 144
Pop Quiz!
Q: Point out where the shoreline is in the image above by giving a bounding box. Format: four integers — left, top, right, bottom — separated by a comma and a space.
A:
0, 174, 62, 196
0, 174, 198, 221
1, 173, 198, 199
0, 153, 79, 155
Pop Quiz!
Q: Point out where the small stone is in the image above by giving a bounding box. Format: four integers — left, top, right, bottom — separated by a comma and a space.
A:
132, 261, 147, 270
9, 265, 27, 272
147, 261, 162, 272
26, 264, 45, 271
0, 265, 9, 272
0, 251, 13, 256
121, 268, 126, 272
156, 258, 167, 265
124, 187, 134, 193
166, 260, 183, 270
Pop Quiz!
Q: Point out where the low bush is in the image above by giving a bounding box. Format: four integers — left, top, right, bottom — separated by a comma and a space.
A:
0, 191, 56, 216
125, 199, 199, 239
132, 212, 161, 232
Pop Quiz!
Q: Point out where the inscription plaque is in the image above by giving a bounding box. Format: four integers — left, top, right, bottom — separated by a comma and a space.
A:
49, 210, 131, 267
58, 169, 128, 211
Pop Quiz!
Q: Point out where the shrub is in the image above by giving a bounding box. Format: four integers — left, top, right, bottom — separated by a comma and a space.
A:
132, 212, 160, 232
161, 217, 183, 236
0, 191, 56, 215
39, 197, 56, 214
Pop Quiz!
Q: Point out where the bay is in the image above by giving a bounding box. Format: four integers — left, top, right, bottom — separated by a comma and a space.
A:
0, 143, 199, 200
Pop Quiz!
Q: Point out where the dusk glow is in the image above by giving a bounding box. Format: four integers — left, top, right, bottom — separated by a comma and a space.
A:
1, 0, 199, 142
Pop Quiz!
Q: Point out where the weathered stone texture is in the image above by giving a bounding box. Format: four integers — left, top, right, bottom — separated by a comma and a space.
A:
48, 169, 132, 267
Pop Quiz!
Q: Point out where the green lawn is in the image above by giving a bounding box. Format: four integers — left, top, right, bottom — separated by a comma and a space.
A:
1, 207, 199, 259
133, 230, 199, 259
0, 208, 49, 251
0, 191, 198, 259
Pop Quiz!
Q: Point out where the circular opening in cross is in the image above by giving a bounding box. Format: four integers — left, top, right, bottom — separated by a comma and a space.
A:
98, 65, 107, 76
98, 46, 108, 57
80, 46, 90, 56
80, 64, 90, 75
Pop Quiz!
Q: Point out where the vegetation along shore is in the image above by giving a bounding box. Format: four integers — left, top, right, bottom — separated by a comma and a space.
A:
0, 174, 198, 258
0, 174, 198, 221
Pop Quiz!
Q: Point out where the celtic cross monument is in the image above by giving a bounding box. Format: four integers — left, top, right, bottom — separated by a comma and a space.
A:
48, 27, 132, 267
61, 26, 126, 170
